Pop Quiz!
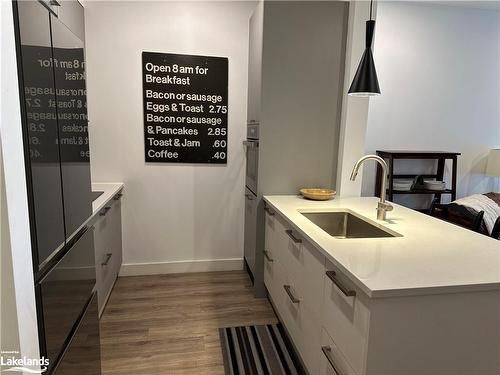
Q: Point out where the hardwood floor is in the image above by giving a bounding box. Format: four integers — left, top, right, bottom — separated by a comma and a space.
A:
100, 271, 278, 374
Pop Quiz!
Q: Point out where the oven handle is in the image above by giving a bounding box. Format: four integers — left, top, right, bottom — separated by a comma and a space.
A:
243, 140, 259, 148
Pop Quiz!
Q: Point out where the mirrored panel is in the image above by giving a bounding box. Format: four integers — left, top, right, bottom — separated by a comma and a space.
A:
50, 15, 93, 240
17, 0, 66, 266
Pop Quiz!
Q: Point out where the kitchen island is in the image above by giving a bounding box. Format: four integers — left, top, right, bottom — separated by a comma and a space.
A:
262, 195, 500, 375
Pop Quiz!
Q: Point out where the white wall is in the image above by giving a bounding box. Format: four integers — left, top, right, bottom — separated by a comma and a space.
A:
362, 1, 500, 207
336, 0, 377, 197
1, 149, 21, 367
84, 1, 255, 272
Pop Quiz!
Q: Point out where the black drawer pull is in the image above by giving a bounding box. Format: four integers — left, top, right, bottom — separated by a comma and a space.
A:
326, 271, 356, 297
113, 193, 123, 200
101, 253, 112, 266
264, 206, 275, 216
283, 285, 300, 304
263, 250, 274, 262
285, 229, 302, 244
99, 206, 111, 216
321, 346, 344, 375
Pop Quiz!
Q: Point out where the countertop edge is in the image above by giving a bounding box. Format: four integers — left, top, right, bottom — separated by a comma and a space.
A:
92, 182, 124, 216
369, 282, 500, 298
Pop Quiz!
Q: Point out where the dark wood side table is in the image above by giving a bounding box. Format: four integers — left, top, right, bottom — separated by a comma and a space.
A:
375, 150, 461, 209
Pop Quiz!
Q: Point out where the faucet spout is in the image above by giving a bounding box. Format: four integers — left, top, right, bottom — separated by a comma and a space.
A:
350, 155, 393, 220
349, 168, 359, 181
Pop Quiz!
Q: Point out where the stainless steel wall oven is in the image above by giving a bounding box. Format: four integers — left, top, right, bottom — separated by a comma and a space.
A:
243, 123, 259, 280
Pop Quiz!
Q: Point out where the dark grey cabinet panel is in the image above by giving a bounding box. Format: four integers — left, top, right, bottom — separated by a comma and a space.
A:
259, 1, 349, 195
53, 293, 101, 375
56, 0, 86, 42
40, 227, 96, 364
50, 14, 92, 241
17, 0, 67, 266
246, 1, 349, 297
16, 0, 93, 266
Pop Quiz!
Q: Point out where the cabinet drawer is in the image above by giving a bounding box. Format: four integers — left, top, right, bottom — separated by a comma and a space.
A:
298, 239, 325, 319
298, 302, 322, 375
278, 273, 301, 347
323, 261, 370, 375
267, 260, 288, 317
263, 247, 283, 307
93, 196, 122, 316
272, 218, 306, 318
265, 207, 287, 267
264, 205, 276, 259
107, 199, 123, 276
264, 255, 303, 354
95, 251, 115, 314
275, 223, 303, 284
278, 274, 322, 375
320, 328, 357, 375
274, 222, 325, 319
94, 204, 113, 250
94, 213, 113, 286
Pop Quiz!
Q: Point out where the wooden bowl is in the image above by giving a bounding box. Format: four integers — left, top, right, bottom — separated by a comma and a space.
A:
300, 188, 336, 201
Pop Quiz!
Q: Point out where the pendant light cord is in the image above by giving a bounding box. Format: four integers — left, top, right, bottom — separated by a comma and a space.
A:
370, 0, 373, 21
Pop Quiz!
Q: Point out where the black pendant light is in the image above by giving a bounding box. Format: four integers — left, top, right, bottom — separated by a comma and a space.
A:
348, 0, 381, 97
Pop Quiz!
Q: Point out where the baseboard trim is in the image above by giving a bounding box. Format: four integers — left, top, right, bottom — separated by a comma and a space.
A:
119, 258, 244, 276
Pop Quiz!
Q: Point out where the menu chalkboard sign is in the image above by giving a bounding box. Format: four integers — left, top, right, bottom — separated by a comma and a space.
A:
142, 52, 228, 164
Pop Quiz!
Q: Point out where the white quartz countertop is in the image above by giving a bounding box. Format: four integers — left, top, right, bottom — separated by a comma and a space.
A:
263, 195, 500, 298
92, 182, 124, 215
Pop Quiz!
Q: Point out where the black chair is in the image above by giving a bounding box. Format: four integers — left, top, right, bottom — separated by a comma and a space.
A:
429, 198, 485, 233
492, 217, 500, 240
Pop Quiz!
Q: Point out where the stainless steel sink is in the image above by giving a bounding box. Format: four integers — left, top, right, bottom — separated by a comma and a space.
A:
301, 211, 400, 239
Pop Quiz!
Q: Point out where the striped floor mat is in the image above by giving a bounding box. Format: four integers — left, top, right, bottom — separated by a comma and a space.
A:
219, 324, 304, 375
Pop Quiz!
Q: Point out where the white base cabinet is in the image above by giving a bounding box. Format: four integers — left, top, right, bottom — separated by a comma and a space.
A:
264, 205, 500, 375
264, 208, 323, 374
93, 191, 123, 317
